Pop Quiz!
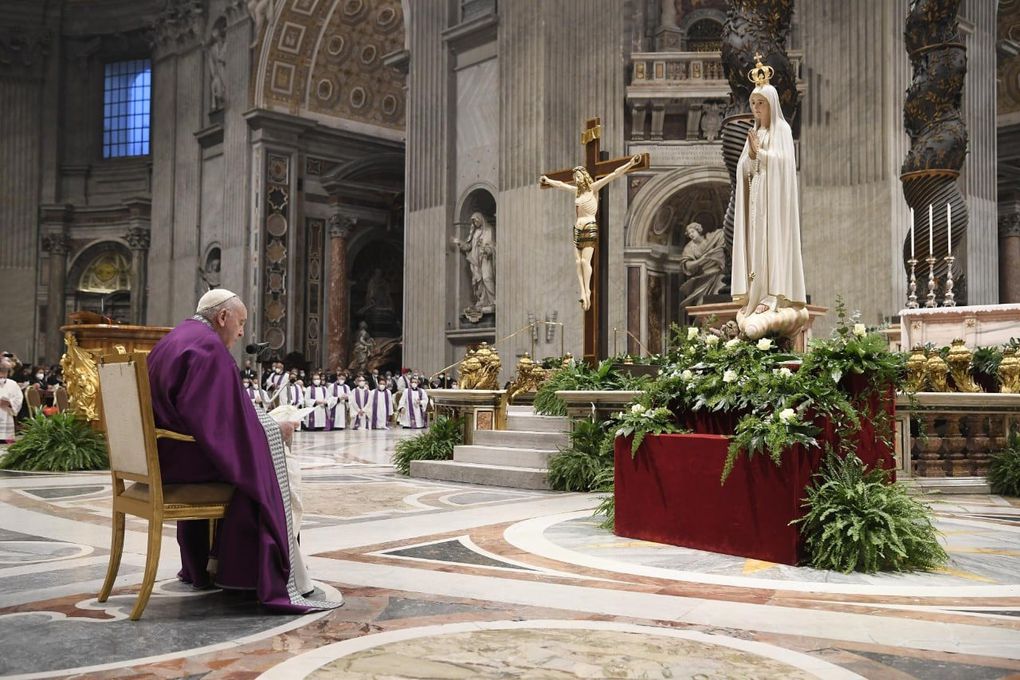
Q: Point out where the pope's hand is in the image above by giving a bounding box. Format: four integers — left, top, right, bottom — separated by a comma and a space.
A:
278, 420, 296, 447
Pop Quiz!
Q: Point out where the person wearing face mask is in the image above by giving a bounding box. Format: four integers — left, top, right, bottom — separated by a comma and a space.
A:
368, 376, 393, 430
348, 375, 371, 430
0, 359, 23, 443
397, 376, 429, 429
265, 361, 286, 392
326, 373, 349, 431
242, 377, 269, 409
303, 372, 330, 431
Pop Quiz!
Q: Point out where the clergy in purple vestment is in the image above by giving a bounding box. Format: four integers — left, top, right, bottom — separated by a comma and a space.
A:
326, 375, 349, 430
348, 377, 371, 430
146, 289, 341, 613
397, 378, 429, 429
368, 377, 393, 430
303, 374, 330, 430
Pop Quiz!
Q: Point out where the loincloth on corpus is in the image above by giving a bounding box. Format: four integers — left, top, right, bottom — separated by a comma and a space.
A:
573, 222, 598, 248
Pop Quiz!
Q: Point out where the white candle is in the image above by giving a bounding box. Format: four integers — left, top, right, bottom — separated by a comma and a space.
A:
947, 203, 952, 254
928, 204, 933, 257
910, 207, 915, 258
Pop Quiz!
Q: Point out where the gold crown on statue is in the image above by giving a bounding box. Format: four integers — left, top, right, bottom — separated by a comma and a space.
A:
747, 53, 774, 87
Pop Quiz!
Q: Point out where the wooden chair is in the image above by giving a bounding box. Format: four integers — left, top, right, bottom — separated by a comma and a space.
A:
24, 385, 42, 417
95, 352, 234, 620
53, 386, 69, 413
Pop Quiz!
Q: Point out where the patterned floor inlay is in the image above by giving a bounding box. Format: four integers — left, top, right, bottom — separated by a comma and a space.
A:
1, 429, 1019, 679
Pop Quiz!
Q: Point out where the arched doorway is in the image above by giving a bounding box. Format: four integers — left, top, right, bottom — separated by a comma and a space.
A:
625, 167, 729, 354
67, 241, 133, 322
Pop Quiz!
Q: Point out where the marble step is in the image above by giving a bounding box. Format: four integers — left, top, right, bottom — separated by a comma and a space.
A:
506, 413, 570, 433
454, 445, 557, 469
410, 459, 550, 490
472, 429, 569, 450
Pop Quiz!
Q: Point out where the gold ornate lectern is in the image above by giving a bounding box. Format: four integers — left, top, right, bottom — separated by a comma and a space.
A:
60, 324, 173, 422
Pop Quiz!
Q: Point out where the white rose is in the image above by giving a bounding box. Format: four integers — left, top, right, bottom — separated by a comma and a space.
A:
776, 367, 793, 378
681, 369, 694, 381
725, 338, 740, 349
631, 403, 646, 414
704, 334, 719, 347
757, 338, 774, 351
687, 327, 699, 340
778, 408, 796, 423
853, 323, 867, 337
723, 369, 738, 383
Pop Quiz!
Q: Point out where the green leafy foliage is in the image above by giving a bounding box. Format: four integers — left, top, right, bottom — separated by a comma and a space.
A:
391, 415, 463, 476
0, 413, 109, 472
609, 404, 685, 456
989, 428, 1020, 497
533, 359, 649, 416
795, 451, 948, 573
591, 465, 615, 530
547, 418, 614, 492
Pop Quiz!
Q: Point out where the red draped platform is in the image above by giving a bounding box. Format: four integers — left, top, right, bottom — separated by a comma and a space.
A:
614, 384, 896, 565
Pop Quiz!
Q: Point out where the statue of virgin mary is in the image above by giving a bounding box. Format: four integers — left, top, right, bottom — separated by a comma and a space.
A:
731, 56, 807, 339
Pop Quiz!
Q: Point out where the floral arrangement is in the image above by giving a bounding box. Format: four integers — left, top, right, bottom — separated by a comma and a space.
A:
628, 300, 903, 482
609, 403, 685, 456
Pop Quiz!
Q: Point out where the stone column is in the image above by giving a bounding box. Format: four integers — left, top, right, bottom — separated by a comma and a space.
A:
999, 213, 1020, 304
125, 227, 151, 325
326, 212, 357, 371
42, 231, 71, 363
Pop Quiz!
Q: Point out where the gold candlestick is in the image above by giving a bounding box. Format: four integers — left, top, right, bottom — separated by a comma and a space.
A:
943, 254, 956, 307
925, 255, 938, 308
906, 258, 919, 309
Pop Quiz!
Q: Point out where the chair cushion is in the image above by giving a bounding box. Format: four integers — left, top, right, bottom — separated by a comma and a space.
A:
123, 482, 234, 506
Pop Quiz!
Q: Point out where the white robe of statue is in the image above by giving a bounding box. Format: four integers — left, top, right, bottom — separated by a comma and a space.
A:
369, 388, 392, 429
303, 384, 330, 429
731, 83, 806, 324
348, 386, 371, 429
0, 378, 23, 442
397, 387, 429, 428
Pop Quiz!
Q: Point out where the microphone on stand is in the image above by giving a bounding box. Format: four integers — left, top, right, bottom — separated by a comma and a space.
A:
245, 342, 270, 355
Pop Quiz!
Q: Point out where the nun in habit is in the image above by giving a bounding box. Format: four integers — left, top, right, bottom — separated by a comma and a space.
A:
731, 57, 806, 338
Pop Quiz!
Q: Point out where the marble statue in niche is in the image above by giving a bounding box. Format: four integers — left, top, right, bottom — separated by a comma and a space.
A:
349, 321, 374, 373
678, 222, 726, 308
359, 268, 394, 314
208, 21, 228, 111
453, 212, 496, 323
246, 0, 276, 47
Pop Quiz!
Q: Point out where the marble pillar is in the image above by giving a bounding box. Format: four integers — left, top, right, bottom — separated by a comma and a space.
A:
125, 227, 151, 325
42, 232, 70, 363
999, 214, 1020, 304
327, 213, 356, 371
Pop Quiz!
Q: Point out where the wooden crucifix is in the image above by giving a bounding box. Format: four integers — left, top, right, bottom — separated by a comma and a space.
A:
540, 117, 649, 365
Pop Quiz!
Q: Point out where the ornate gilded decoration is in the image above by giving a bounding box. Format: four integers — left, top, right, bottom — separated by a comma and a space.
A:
60, 333, 99, 422
258, 0, 406, 131
946, 338, 982, 393
458, 342, 502, 390
747, 53, 774, 87
900, 0, 968, 303
925, 352, 950, 393
79, 252, 131, 294
505, 354, 549, 403
905, 345, 929, 393
998, 349, 1020, 393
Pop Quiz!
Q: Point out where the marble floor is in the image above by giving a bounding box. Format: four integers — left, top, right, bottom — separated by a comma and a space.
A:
2, 429, 1020, 679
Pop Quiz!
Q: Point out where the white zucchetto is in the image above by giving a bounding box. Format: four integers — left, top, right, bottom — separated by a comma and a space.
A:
196, 288, 239, 313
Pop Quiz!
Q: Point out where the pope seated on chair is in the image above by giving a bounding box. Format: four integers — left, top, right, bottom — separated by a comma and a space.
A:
146, 289, 342, 613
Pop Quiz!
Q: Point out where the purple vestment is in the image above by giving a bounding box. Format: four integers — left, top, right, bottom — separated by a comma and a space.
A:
147, 318, 340, 613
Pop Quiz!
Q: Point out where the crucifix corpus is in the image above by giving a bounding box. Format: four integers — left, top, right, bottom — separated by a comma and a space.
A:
539, 117, 649, 365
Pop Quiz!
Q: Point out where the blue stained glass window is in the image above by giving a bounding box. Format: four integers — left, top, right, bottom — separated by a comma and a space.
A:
102, 59, 151, 158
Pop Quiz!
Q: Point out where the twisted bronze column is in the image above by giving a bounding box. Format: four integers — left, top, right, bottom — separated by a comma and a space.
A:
719, 0, 799, 259
901, 0, 969, 304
